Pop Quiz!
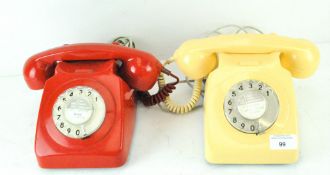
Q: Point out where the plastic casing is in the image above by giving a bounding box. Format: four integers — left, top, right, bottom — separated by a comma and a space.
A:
22, 43, 162, 168
173, 34, 320, 164
205, 53, 298, 163
35, 61, 136, 168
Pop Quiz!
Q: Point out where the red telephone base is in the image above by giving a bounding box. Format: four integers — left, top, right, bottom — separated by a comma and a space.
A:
35, 61, 136, 168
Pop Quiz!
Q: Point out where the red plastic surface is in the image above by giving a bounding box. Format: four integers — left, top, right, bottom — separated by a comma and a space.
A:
23, 43, 163, 168
23, 43, 162, 91
35, 60, 136, 168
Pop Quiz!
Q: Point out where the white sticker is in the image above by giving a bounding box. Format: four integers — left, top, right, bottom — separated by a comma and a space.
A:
269, 135, 297, 150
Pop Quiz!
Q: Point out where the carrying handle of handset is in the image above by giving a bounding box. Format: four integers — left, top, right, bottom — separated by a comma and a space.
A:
173, 34, 320, 79
23, 43, 163, 91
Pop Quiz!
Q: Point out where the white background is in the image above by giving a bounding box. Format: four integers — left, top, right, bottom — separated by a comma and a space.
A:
0, 0, 330, 174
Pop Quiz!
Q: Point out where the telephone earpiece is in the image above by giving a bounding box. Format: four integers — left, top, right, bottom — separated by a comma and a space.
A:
174, 52, 217, 80
117, 52, 162, 91
279, 45, 320, 78
23, 59, 57, 90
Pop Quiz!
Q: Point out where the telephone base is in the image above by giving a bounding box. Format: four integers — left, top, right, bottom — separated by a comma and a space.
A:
34, 61, 136, 168
203, 56, 300, 164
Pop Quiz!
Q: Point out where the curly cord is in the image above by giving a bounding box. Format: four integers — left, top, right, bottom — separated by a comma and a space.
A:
137, 69, 179, 106
185, 76, 206, 97
158, 58, 203, 114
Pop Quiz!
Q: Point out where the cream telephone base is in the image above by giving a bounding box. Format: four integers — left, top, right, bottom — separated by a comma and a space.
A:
166, 34, 319, 164
205, 53, 299, 164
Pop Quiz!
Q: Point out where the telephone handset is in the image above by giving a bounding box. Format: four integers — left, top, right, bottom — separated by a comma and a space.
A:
164, 34, 319, 164
25, 43, 161, 91
174, 34, 319, 79
23, 43, 178, 168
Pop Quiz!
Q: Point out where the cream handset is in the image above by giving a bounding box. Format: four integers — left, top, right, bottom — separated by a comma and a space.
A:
164, 34, 319, 164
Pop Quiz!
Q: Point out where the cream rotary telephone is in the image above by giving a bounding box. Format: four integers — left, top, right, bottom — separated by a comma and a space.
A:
160, 33, 319, 164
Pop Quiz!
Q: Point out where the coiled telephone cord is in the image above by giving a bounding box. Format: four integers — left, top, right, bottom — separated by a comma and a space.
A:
137, 68, 180, 106
158, 58, 203, 114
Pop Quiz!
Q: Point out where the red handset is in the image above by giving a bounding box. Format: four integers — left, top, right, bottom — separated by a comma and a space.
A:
24, 43, 162, 91
23, 43, 178, 168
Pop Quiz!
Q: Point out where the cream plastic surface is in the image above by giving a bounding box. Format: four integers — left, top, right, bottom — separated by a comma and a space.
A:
172, 34, 319, 164
204, 53, 298, 163
173, 34, 319, 79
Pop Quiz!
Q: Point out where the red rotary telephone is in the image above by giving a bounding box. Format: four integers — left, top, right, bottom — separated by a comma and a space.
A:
23, 43, 178, 168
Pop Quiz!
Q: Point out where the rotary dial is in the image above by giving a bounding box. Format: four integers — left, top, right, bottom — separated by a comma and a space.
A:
223, 80, 279, 134
52, 86, 106, 139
